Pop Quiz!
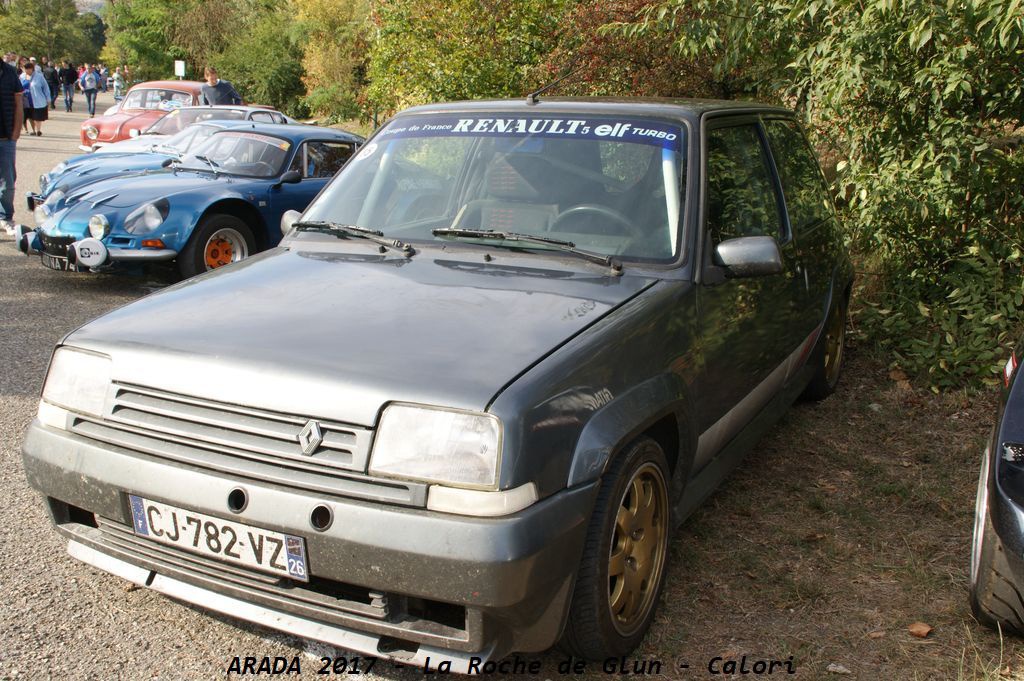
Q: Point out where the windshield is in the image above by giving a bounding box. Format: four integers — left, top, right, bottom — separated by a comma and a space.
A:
146, 108, 247, 136
161, 123, 224, 154
301, 114, 686, 261
121, 88, 193, 112
178, 131, 292, 178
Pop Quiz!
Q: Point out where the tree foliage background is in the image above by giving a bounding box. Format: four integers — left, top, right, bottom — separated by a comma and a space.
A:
61, 0, 1024, 388
0, 0, 104, 63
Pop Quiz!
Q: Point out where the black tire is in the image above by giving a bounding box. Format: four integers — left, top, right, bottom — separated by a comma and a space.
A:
560, 436, 671, 660
178, 213, 256, 279
802, 294, 848, 401
970, 447, 1024, 634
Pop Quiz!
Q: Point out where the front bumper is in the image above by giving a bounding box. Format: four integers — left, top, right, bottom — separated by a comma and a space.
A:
32, 231, 178, 270
22, 421, 595, 666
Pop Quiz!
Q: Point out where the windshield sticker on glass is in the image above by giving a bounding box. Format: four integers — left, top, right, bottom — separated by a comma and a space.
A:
225, 132, 283, 146
377, 116, 682, 151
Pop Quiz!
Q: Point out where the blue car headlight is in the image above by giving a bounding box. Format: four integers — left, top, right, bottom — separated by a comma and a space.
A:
123, 200, 170, 235
39, 163, 68, 194
34, 189, 65, 225
88, 214, 110, 239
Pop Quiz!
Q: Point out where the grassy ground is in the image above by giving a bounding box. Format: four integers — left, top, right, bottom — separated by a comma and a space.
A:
617, 345, 1019, 679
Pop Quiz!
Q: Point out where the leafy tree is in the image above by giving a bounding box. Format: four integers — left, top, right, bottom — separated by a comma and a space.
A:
620, 0, 1024, 388
214, 7, 307, 115
171, 0, 243, 74
104, 0, 181, 79
533, 0, 748, 99
293, 0, 369, 121
0, 0, 96, 61
365, 0, 572, 112
75, 11, 105, 63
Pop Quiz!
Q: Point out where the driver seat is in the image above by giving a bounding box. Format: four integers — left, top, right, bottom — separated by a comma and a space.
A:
459, 154, 558, 233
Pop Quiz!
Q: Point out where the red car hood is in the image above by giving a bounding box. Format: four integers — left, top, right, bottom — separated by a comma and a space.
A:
86, 109, 167, 144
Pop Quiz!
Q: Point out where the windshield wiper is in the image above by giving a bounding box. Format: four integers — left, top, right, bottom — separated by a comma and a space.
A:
293, 220, 415, 255
432, 228, 622, 274
193, 154, 220, 174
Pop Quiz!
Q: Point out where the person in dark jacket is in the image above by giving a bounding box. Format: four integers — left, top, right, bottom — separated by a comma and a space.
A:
0, 58, 23, 234
41, 57, 59, 109
58, 61, 76, 112
199, 66, 242, 106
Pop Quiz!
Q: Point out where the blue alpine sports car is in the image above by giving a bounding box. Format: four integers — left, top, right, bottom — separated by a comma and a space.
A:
28, 119, 256, 220
18, 123, 363, 279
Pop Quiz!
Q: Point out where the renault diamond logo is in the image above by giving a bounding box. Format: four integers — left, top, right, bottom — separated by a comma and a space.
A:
297, 420, 323, 456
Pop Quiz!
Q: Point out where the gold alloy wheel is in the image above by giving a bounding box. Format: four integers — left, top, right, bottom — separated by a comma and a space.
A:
608, 462, 668, 636
823, 305, 846, 386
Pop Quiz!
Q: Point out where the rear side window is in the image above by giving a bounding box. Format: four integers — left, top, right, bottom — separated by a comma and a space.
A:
705, 124, 783, 244
763, 120, 834, 234
306, 141, 356, 178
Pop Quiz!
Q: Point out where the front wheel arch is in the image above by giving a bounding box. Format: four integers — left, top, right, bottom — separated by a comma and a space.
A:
199, 199, 269, 250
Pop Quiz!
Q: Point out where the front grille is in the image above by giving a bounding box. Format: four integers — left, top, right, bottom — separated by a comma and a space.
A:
107, 383, 371, 472
39, 233, 75, 256
67, 383, 428, 507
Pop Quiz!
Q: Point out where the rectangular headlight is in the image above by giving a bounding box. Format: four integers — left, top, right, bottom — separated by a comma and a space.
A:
40, 347, 112, 418
369, 404, 502, 489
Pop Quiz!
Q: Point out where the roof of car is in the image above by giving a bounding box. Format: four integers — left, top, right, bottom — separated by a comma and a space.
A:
172, 105, 283, 114
127, 80, 205, 93
398, 97, 794, 123
214, 122, 364, 143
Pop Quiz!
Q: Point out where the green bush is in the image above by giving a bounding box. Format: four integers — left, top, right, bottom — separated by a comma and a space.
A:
618, 0, 1024, 389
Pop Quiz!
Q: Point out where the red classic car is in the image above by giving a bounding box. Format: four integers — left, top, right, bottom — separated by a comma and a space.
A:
79, 81, 206, 152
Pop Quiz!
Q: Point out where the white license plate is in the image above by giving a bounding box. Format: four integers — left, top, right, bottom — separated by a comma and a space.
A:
41, 253, 70, 271
128, 495, 309, 581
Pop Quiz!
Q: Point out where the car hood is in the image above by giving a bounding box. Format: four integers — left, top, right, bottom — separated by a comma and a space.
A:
66, 246, 658, 426
94, 134, 170, 154
90, 111, 164, 140
64, 170, 235, 208
58, 155, 173, 186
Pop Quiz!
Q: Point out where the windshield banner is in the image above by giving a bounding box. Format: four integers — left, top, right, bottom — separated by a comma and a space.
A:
375, 116, 682, 151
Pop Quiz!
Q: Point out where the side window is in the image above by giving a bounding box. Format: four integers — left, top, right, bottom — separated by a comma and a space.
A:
705, 124, 783, 244
763, 120, 834, 234
249, 112, 276, 123
305, 141, 356, 178
288, 144, 306, 175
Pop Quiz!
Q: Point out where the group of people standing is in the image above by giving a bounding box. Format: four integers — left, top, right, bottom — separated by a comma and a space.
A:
0, 54, 133, 234
1, 54, 132, 136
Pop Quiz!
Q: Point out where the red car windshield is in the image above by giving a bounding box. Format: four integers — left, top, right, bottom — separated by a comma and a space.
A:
121, 89, 193, 112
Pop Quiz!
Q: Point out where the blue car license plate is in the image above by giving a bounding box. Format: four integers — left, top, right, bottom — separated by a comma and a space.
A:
40, 253, 70, 271
128, 494, 309, 581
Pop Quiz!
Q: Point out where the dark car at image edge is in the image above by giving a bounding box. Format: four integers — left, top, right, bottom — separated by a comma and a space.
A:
21, 97, 853, 671
971, 342, 1024, 635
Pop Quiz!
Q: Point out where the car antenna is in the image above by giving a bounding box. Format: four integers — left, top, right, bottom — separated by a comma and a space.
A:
526, 63, 582, 105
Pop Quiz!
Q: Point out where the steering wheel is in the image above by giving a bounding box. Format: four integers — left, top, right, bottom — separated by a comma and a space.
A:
550, 204, 633, 235
247, 161, 276, 176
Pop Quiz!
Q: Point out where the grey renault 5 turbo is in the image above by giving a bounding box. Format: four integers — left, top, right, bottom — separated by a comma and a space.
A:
22, 98, 852, 670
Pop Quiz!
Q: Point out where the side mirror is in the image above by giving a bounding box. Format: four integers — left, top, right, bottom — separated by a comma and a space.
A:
281, 209, 301, 236
129, 128, 140, 138
713, 235, 783, 278
278, 170, 302, 185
